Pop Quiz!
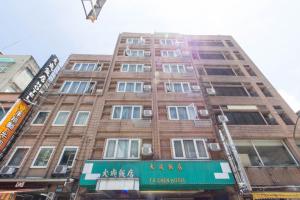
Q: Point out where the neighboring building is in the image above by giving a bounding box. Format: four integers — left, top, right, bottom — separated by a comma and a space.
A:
0, 55, 40, 121
0, 33, 299, 200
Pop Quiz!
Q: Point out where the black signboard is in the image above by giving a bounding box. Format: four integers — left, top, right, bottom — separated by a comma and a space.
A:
20, 55, 59, 104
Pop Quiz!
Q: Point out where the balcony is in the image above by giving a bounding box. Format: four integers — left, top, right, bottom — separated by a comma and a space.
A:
245, 166, 300, 186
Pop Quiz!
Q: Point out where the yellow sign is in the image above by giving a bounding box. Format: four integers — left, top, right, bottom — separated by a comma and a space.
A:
0, 99, 30, 152
252, 192, 300, 199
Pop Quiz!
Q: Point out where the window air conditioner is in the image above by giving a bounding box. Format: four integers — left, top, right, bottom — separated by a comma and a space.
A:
143, 65, 151, 72
144, 51, 151, 57
218, 115, 229, 123
208, 143, 221, 151
198, 109, 209, 116
143, 110, 153, 117
141, 144, 153, 156
53, 165, 68, 175
206, 88, 216, 95
191, 85, 201, 91
0, 166, 17, 175
143, 85, 152, 92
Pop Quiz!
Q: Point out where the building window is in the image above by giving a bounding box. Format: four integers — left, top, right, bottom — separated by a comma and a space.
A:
31, 146, 55, 168
117, 82, 143, 93
160, 39, 176, 46
60, 81, 96, 94
31, 111, 50, 125
5, 147, 30, 167
188, 40, 224, 47
205, 68, 235, 76
121, 64, 144, 72
162, 64, 186, 73
244, 65, 256, 76
224, 111, 266, 125
0, 107, 9, 121
74, 111, 90, 126
126, 38, 144, 45
125, 50, 144, 57
214, 87, 249, 96
72, 63, 100, 71
161, 50, 179, 57
112, 105, 142, 119
52, 111, 70, 126
273, 106, 294, 125
233, 51, 245, 60
104, 139, 140, 159
167, 105, 197, 120
225, 40, 234, 47
172, 139, 209, 159
165, 82, 191, 93
57, 146, 78, 168
235, 140, 297, 166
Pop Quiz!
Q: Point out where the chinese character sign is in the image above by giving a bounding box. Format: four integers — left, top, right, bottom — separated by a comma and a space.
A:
0, 99, 29, 153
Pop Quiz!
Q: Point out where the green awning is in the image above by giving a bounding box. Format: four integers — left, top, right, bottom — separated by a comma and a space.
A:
0, 58, 15, 63
80, 160, 235, 191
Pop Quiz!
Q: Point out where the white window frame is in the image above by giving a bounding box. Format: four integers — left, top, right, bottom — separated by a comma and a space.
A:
31, 110, 51, 126
116, 81, 144, 93
57, 146, 79, 168
103, 138, 141, 159
160, 39, 176, 46
52, 111, 71, 126
167, 105, 197, 120
72, 63, 99, 71
125, 50, 145, 57
126, 38, 145, 45
60, 81, 96, 94
73, 111, 90, 126
162, 64, 186, 73
111, 105, 142, 120
121, 64, 144, 72
161, 50, 179, 57
5, 146, 31, 168
31, 146, 55, 168
165, 82, 191, 93
171, 138, 209, 159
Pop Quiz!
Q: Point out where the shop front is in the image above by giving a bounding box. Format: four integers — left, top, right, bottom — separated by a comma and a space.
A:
79, 160, 236, 199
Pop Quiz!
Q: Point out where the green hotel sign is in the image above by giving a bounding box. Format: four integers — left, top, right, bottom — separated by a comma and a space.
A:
80, 160, 235, 191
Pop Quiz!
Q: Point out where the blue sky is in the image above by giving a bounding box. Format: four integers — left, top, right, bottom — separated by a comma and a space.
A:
1, 0, 300, 111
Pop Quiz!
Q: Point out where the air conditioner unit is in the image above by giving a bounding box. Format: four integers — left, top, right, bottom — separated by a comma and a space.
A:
191, 85, 201, 91
208, 143, 221, 151
143, 65, 151, 72
198, 109, 209, 116
144, 51, 151, 57
53, 165, 68, 175
143, 110, 153, 117
186, 66, 194, 71
143, 85, 152, 92
141, 144, 153, 156
218, 115, 229, 123
206, 87, 216, 95
0, 166, 17, 175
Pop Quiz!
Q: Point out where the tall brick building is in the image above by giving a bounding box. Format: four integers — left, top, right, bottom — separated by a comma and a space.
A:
0, 33, 299, 200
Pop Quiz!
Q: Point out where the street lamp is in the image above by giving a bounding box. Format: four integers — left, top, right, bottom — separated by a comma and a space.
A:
293, 111, 300, 139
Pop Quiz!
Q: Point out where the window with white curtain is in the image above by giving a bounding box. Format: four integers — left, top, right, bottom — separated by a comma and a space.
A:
167, 105, 197, 120
74, 111, 90, 126
117, 81, 143, 93
162, 64, 186, 73
112, 105, 142, 119
172, 139, 209, 159
126, 38, 145, 45
104, 139, 140, 159
121, 64, 144, 72
160, 39, 176, 46
161, 50, 180, 57
165, 82, 191, 93
60, 81, 96, 94
72, 63, 100, 71
125, 50, 144, 57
